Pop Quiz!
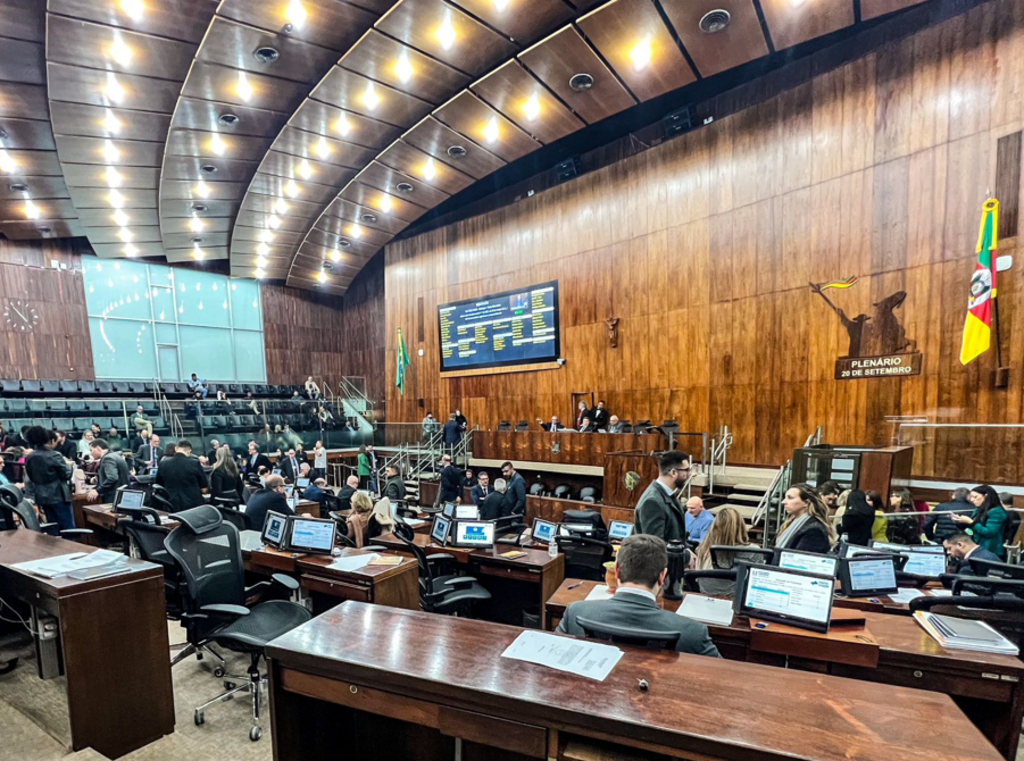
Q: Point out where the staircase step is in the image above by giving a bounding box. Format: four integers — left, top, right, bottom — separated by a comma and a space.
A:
709, 503, 759, 521
731, 481, 776, 491
726, 492, 763, 503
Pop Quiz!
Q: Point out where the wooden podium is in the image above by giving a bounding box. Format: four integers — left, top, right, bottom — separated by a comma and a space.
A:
603, 451, 661, 508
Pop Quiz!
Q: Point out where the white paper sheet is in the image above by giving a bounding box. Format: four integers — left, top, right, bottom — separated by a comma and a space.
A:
888, 588, 931, 605
13, 549, 123, 579
501, 630, 623, 681
327, 553, 380, 572
676, 594, 735, 626
584, 584, 614, 602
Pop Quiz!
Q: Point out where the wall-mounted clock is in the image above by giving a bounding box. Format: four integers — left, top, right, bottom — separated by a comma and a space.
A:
4, 300, 40, 332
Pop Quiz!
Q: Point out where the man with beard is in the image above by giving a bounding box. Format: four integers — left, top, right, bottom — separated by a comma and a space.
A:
635, 451, 691, 543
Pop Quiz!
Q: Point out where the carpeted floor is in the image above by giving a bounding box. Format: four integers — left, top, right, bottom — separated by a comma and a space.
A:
0, 622, 273, 761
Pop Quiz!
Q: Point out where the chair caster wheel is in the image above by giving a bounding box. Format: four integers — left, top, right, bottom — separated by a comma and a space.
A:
224, 681, 236, 691
249, 726, 262, 742
213, 666, 226, 678
194, 710, 205, 726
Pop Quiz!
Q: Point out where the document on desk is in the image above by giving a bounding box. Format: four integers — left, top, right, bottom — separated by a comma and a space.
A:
887, 588, 931, 605
677, 594, 735, 626
13, 549, 124, 579
584, 585, 614, 602
501, 630, 623, 681
327, 553, 380, 572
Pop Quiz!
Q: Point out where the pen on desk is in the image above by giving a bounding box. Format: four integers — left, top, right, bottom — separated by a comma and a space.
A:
567, 582, 583, 590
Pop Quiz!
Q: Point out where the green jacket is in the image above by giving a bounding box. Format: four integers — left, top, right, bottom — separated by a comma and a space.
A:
357, 452, 371, 476
969, 506, 1007, 557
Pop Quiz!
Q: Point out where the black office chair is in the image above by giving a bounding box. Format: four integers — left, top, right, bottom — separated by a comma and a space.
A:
215, 506, 250, 533
0, 484, 93, 541
497, 420, 512, 432
553, 484, 574, 500
575, 616, 681, 651
150, 484, 176, 513
578, 486, 599, 503
710, 546, 774, 569
554, 535, 613, 581
684, 569, 739, 597
163, 507, 309, 741
393, 520, 491, 615
515, 420, 530, 432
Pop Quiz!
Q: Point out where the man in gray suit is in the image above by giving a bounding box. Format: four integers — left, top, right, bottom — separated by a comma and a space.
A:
635, 451, 690, 543
557, 534, 719, 657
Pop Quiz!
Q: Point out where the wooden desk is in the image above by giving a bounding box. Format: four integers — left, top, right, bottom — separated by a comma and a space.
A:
0, 531, 174, 758
266, 602, 1003, 761
374, 532, 564, 628
473, 430, 663, 468
80, 505, 419, 615
545, 579, 1024, 760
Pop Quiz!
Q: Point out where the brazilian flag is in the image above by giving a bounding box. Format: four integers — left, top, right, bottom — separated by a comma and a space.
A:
396, 328, 411, 394
960, 199, 998, 365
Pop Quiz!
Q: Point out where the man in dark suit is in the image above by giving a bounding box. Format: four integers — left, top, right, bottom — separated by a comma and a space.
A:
156, 441, 209, 513
303, 478, 331, 507
88, 439, 130, 504
481, 478, 507, 521
470, 471, 493, 506
635, 451, 690, 543
557, 534, 720, 657
337, 475, 359, 511
384, 465, 407, 502
500, 461, 526, 517
279, 448, 303, 483
55, 429, 77, 461
245, 474, 294, 533
443, 414, 461, 447
135, 433, 163, 474
925, 488, 972, 543
439, 454, 463, 504
245, 441, 271, 475
944, 532, 1001, 574
590, 401, 610, 430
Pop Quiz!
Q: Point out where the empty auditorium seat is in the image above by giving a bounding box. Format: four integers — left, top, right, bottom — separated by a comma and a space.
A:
68, 401, 87, 412
48, 400, 68, 411
40, 380, 60, 393
28, 400, 47, 413
95, 381, 114, 394
6, 400, 27, 413
52, 418, 72, 431
59, 380, 79, 393
111, 381, 130, 394
78, 380, 97, 394
95, 417, 114, 431
21, 380, 42, 393
227, 384, 241, 395
74, 418, 93, 431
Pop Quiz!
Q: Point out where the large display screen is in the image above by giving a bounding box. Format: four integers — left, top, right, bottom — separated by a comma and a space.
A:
438, 281, 559, 371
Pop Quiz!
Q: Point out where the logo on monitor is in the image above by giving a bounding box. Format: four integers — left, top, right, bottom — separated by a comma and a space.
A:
465, 525, 487, 537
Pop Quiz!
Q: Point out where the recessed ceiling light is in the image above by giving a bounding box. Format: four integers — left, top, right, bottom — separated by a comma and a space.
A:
200, 164, 217, 174
109, 32, 132, 68
105, 166, 122, 187
9, 183, 28, 193
329, 248, 342, 262
421, 158, 437, 181
494, 0, 509, 11
350, 224, 363, 239
190, 236, 204, 244
274, 198, 288, 214
104, 109, 122, 134
284, 180, 300, 198
109, 189, 125, 207
569, 73, 594, 92
120, 0, 144, 21
195, 180, 210, 198
395, 51, 414, 83
268, 214, 281, 229
0, 149, 14, 174
360, 213, 377, 223
258, 229, 273, 243
236, 71, 253, 102
105, 72, 125, 103
437, 10, 456, 50
118, 227, 133, 243
378, 195, 393, 213
298, 159, 312, 180
218, 113, 239, 127
363, 82, 380, 110
483, 117, 499, 144
286, 0, 307, 29
396, 182, 414, 193
24, 200, 40, 220
338, 238, 351, 247
447, 145, 466, 158
699, 9, 731, 33
38, 226, 52, 235
316, 269, 328, 283
523, 93, 541, 121
256, 242, 270, 256
336, 114, 351, 137
103, 139, 120, 163
113, 209, 129, 226
123, 243, 138, 257
189, 214, 204, 233
315, 135, 330, 160
254, 46, 280, 64
630, 38, 652, 71
257, 254, 269, 267
192, 242, 205, 260
255, 267, 266, 279
191, 203, 207, 212
209, 132, 226, 156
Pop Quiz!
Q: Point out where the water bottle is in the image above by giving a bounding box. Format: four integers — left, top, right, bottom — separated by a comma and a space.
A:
549, 537, 559, 559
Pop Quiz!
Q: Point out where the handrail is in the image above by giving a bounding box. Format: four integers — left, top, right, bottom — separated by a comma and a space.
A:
751, 461, 790, 532
707, 425, 733, 494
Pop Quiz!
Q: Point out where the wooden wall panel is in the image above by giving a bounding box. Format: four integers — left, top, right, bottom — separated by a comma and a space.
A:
384, 0, 1024, 484
0, 238, 93, 379
262, 253, 385, 405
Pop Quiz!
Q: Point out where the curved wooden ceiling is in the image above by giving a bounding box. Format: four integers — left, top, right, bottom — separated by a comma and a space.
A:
0, 0, 926, 295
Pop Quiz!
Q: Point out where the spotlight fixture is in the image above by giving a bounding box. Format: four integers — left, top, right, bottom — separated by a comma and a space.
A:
395, 51, 414, 83
0, 149, 14, 174
274, 198, 288, 214
104, 109, 122, 134
630, 38, 652, 71
105, 72, 125, 103
189, 214, 204, 233
192, 242, 205, 260
268, 214, 281, 229
315, 135, 330, 160
286, 0, 307, 29
360, 213, 377, 223
569, 73, 594, 92
103, 139, 119, 163
699, 9, 731, 32
120, 0, 144, 20
118, 227, 133, 243
105, 166, 122, 187
109, 32, 132, 67
437, 10, 456, 50
494, 0, 510, 11
113, 209, 129, 226
236, 71, 253, 102
218, 113, 240, 126
258, 230, 273, 243
350, 224, 363, 239
329, 248, 342, 262
191, 203, 207, 213
200, 164, 217, 174
255, 267, 266, 279
523, 92, 541, 121
253, 46, 280, 64
363, 81, 380, 110
396, 182, 414, 193
109, 188, 125, 207
9, 183, 28, 193
421, 158, 436, 181
256, 254, 268, 267
298, 159, 312, 180
338, 238, 351, 248
195, 179, 210, 198
209, 132, 226, 156
447, 145, 467, 159
378, 195, 393, 213
483, 117, 499, 144
316, 269, 328, 283
284, 179, 299, 198
123, 243, 138, 257
24, 199, 40, 220
256, 242, 270, 256
336, 114, 351, 137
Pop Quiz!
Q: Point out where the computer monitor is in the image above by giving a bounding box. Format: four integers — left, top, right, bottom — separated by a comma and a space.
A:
114, 489, 145, 511
968, 556, 1024, 580
272, 468, 282, 476
455, 504, 480, 520
285, 516, 336, 555
900, 547, 948, 577
296, 477, 310, 488
838, 554, 899, 597
451, 520, 496, 549
261, 510, 289, 550
773, 548, 839, 578
531, 518, 558, 545
442, 502, 457, 519
608, 520, 634, 541
839, 541, 878, 559
284, 485, 295, 499
734, 563, 834, 633
430, 514, 453, 546
559, 523, 596, 536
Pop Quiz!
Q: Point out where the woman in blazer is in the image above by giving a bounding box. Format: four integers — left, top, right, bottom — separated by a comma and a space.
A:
775, 483, 835, 554
24, 426, 75, 530
952, 485, 1008, 558
210, 446, 244, 502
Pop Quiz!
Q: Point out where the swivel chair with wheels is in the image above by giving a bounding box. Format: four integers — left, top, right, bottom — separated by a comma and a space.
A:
163, 506, 310, 741
684, 569, 739, 597
554, 535, 612, 582
0, 484, 93, 541
575, 617, 681, 650
393, 520, 491, 615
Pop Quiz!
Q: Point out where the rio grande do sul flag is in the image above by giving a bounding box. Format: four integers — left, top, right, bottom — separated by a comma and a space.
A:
960, 198, 999, 365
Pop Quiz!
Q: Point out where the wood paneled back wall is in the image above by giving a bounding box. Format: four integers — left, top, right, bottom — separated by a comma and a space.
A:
0, 238, 93, 379
263, 253, 385, 403
385, 0, 1024, 484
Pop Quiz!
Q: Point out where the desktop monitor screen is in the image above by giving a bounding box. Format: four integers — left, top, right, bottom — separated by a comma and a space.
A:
296, 477, 310, 488
608, 521, 634, 541
455, 504, 480, 520
451, 520, 496, 548
442, 502, 457, 519
532, 518, 558, 545
839, 554, 899, 597
286, 516, 336, 555
284, 485, 295, 499
431, 515, 453, 545
773, 548, 839, 578
272, 468, 282, 476
559, 523, 596, 536
115, 489, 145, 510
841, 542, 879, 559
261, 511, 289, 549
735, 563, 834, 633
901, 547, 948, 577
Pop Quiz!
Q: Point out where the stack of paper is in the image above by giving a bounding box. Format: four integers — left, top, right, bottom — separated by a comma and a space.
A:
584, 585, 614, 602
914, 612, 1019, 655
676, 594, 735, 626
501, 630, 623, 681
12, 549, 124, 579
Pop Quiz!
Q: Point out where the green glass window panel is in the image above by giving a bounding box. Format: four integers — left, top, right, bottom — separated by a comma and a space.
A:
90, 317, 157, 379
229, 279, 261, 328
178, 326, 234, 380
83, 259, 153, 320
155, 322, 177, 344
174, 269, 231, 328
233, 330, 266, 382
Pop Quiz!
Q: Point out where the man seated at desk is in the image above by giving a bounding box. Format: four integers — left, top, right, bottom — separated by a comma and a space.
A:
471, 471, 493, 506
557, 534, 720, 657
481, 478, 507, 520
943, 532, 1000, 574
538, 416, 564, 432
338, 475, 359, 511
606, 415, 624, 434
303, 477, 331, 506
684, 497, 714, 543
245, 474, 294, 531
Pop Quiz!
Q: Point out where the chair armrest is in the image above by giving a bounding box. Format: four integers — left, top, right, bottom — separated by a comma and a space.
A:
444, 577, 478, 589
426, 553, 456, 562
362, 545, 387, 552
58, 529, 94, 538
199, 603, 250, 617
271, 573, 299, 591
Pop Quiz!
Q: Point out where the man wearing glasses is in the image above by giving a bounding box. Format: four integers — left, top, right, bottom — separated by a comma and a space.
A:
635, 451, 691, 543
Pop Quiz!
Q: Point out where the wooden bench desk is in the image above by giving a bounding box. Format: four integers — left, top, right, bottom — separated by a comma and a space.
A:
546, 579, 1024, 760
266, 601, 1005, 761
0, 530, 174, 758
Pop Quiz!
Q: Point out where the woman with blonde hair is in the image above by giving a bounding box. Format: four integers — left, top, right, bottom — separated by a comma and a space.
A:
692, 507, 760, 596
210, 445, 243, 502
775, 483, 836, 553
346, 492, 374, 548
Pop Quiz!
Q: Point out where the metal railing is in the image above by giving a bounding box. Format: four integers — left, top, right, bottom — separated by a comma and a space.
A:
753, 461, 791, 546
707, 425, 733, 494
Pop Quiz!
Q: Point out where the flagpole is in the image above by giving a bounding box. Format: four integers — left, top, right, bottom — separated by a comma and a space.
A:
994, 292, 1005, 369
